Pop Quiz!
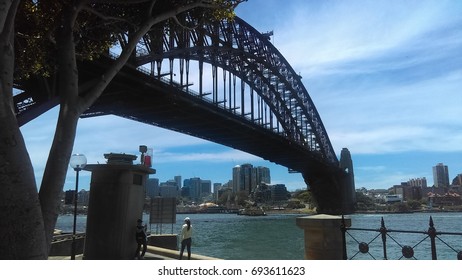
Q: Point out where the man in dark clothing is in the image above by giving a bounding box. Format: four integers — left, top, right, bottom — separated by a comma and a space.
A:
134, 219, 147, 259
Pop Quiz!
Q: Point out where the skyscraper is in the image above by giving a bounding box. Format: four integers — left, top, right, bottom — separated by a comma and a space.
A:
146, 178, 160, 198
183, 177, 202, 201
232, 163, 266, 194
174, 175, 182, 189
433, 163, 449, 188
256, 166, 271, 185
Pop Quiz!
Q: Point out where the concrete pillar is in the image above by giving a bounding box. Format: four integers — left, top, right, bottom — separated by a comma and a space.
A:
296, 214, 351, 260
83, 153, 155, 259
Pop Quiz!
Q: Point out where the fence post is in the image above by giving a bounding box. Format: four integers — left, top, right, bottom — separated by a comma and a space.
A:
341, 215, 347, 260
428, 216, 438, 260
380, 217, 388, 260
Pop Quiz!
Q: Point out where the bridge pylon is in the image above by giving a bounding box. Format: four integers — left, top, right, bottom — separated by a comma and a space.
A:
303, 148, 356, 214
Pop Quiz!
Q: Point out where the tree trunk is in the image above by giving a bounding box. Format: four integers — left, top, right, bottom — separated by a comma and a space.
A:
0, 0, 47, 259
38, 3, 84, 252
39, 106, 80, 253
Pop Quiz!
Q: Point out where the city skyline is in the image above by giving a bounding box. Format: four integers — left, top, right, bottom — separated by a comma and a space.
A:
19, 0, 462, 192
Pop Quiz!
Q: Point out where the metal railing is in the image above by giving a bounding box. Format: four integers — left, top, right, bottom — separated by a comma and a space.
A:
341, 215, 462, 260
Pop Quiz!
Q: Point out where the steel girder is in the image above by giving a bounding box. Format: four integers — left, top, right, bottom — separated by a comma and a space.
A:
131, 16, 338, 166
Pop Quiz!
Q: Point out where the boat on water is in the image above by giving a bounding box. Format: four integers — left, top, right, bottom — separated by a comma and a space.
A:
237, 207, 266, 216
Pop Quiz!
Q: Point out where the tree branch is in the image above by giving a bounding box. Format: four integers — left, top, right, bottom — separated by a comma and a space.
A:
81, 4, 135, 27
172, 15, 199, 31
147, 0, 158, 19
78, 0, 244, 109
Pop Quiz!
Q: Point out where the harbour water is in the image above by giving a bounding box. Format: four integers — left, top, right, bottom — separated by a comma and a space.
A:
56, 211, 462, 260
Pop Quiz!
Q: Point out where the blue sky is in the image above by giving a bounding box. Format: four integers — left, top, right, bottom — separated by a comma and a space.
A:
20, 0, 462, 192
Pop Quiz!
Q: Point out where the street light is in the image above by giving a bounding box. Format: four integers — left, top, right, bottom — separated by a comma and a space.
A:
69, 153, 87, 260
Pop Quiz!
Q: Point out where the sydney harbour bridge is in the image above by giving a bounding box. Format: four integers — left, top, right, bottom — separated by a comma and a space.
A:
14, 15, 355, 214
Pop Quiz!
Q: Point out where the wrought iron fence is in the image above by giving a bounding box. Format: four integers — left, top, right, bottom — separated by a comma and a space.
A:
341, 215, 462, 260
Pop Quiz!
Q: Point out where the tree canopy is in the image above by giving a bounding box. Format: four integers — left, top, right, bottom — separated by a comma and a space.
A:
14, 0, 242, 79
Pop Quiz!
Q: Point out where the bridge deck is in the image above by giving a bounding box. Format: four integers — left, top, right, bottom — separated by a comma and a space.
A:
80, 57, 335, 176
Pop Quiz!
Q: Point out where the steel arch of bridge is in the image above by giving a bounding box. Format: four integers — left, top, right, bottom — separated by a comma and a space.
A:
126, 16, 338, 166
13, 14, 354, 213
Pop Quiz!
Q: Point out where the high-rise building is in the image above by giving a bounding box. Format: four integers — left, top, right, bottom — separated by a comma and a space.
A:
159, 180, 180, 198
201, 180, 212, 196
433, 163, 449, 188
213, 183, 222, 200
232, 165, 241, 193
174, 175, 182, 189
256, 166, 271, 185
453, 174, 462, 186
146, 178, 160, 198
232, 163, 264, 195
183, 177, 211, 201
183, 177, 202, 201
407, 177, 427, 188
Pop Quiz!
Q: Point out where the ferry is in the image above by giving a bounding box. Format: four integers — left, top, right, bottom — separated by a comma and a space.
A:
237, 207, 266, 216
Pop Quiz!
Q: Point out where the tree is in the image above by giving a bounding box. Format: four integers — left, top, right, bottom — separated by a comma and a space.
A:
0, 0, 47, 259
354, 191, 375, 210
293, 189, 317, 208
1, 0, 245, 259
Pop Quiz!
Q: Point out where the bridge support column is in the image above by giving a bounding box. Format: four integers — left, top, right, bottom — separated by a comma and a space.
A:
296, 214, 351, 260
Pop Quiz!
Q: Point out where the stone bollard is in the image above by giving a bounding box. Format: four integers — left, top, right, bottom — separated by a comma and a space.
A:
296, 214, 351, 260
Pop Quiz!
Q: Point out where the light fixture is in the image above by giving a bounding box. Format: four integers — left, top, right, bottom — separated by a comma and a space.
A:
70, 154, 87, 171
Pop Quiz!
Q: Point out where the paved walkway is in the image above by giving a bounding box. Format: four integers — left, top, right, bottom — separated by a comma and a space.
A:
48, 245, 221, 260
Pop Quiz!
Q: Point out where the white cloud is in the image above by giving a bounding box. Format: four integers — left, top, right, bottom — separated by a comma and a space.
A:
154, 149, 261, 164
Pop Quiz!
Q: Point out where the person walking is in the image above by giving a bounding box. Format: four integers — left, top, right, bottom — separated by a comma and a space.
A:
134, 219, 147, 259
179, 217, 193, 260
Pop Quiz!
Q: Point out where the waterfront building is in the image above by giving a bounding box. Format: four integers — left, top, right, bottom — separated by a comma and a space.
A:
389, 182, 422, 201
201, 180, 212, 198
64, 189, 89, 206
174, 175, 182, 189
270, 184, 289, 202
408, 177, 427, 188
452, 174, 462, 186
428, 192, 462, 207
183, 177, 212, 202
232, 164, 270, 195
79, 189, 90, 206
433, 163, 450, 188
213, 183, 222, 200
183, 177, 201, 201
158, 182, 179, 198
256, 166, 271, 185
146, 178, 160, 198
384, 194, 403, 203
232, 165, 240, 193
251, 182, 288, 203
64, 190, 75, 205
232, 163, 256, 195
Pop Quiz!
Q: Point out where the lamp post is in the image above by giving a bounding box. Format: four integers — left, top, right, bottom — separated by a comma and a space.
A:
69, 153, 87, 260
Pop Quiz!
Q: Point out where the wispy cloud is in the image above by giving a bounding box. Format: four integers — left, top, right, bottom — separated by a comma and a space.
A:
245, 0, 462, 157
154, 149, 261, 164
